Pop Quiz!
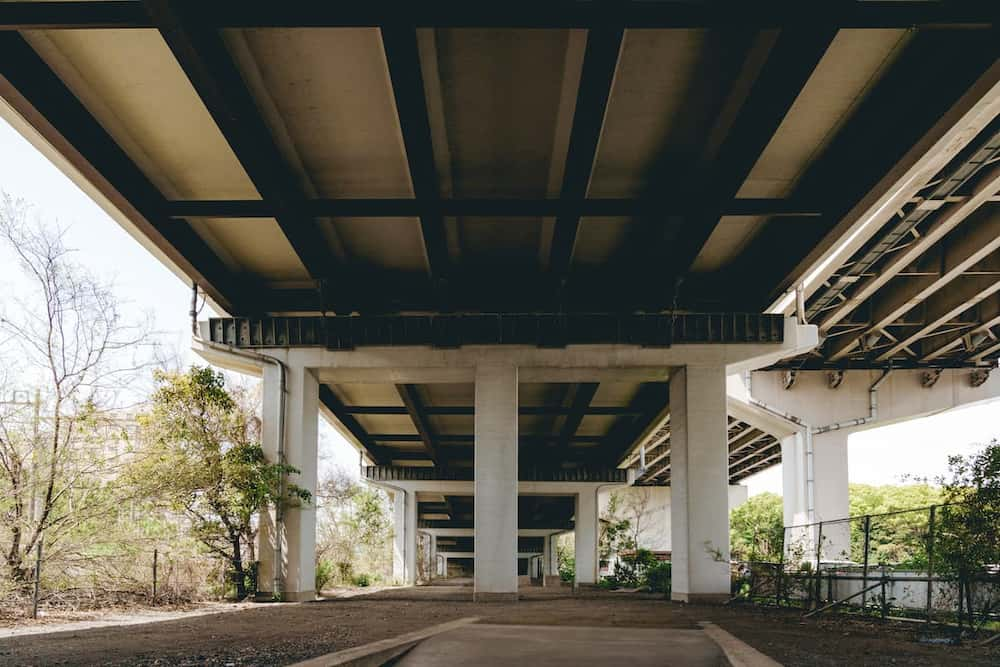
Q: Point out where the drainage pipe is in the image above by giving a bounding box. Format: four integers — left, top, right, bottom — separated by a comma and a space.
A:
744, 369, 892, 523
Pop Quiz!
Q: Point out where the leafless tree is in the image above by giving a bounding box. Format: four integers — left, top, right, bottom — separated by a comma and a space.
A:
0, 195, 153, 585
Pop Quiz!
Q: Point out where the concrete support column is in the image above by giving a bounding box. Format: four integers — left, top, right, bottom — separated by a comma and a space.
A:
669, 366, 730, 604
429, 534, 437, 581
813, 430, 851, 561
474, 364, 519, 601
405, 490, 418, 585
549, 533, 559, 577
781, 429, 851, 562
541, 533, 552, 585
257, 362, 319, 602
574, 491, 599, 586
392, 491, 406, 583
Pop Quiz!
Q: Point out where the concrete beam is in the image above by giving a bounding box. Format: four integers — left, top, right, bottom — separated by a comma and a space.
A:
752, 368, 1000, 431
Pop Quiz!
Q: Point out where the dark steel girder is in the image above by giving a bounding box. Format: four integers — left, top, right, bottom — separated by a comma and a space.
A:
343, 405, 644, 416
144, 0, 333, 282
660, 27, 837, 290
2, 2, 996, 30
597, 382, 670, 466
0, 31, 248, 313
395, 384, 441, 465
550, 383, 600, 463
318, 385, 389, 465
162, 197, 824, 219
380, 25, 451, 297
549, 21, 623, 293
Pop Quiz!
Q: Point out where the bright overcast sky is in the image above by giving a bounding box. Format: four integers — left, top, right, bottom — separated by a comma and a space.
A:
1, 112, 997, 493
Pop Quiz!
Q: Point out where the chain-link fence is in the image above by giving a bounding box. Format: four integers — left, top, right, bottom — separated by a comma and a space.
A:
732, 502, 1000, 629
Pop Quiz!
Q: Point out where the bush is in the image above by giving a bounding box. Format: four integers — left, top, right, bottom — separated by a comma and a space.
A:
645, 561, 671, 595
614, 548, 658, 588
598, 576, 620, 590
315, 559, 335, 592
558, 556, 575, 582
352, 573, 372, 587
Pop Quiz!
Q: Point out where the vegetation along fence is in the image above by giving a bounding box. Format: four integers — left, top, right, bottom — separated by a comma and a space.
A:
731, 500, 1000, 631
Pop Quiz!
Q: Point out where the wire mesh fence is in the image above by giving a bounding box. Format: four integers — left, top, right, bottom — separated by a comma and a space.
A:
731, 502, 1000, 630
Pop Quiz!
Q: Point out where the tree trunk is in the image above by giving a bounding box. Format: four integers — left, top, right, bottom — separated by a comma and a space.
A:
231, 536, 246, 600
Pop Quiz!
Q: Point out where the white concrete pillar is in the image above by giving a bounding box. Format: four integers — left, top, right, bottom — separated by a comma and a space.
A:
574, 490, 599, 585
256, 362, 281, 600
813, 430, 851, 562
429, 534, 437, 581
256, 362, 319, 602
781, 429, 851, 563
549, 533, 560, 578
405, 490, 418, 585
474, 364, 519, 601
392, 491, 406, 584
669, 366, 730, 604
442, 556, 448, 578
542, 533, 552, 585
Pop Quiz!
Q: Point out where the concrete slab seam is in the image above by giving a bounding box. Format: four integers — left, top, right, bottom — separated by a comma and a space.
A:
698, 621, 783, 667
287, 616, 481, 667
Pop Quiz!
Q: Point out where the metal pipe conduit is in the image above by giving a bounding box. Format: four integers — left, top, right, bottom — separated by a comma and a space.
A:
745, 369, 892, 523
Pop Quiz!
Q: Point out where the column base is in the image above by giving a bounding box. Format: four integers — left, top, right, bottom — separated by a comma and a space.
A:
473, 591, 518, 602
671, 592, 730, 605
256, 590, 316, 602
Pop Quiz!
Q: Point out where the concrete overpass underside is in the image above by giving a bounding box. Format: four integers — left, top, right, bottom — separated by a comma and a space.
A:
1, 2, 998, 608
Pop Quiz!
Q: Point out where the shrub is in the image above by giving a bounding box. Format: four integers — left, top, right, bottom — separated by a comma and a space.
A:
558, 556, 575, 582
645, 561, 671, 594
315, 559, 335, 592
353, 573, 372, 587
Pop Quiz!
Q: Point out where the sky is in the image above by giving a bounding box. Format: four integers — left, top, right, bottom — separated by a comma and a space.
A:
0, 111, 997, 494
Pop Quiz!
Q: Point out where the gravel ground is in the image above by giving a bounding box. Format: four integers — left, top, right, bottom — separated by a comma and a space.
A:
0, 586, 996, 666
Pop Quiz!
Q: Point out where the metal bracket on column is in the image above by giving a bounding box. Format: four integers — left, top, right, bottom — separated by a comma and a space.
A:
826, 370, 844, 389
782, 369, 798, 390
920, 369, 942, 388
970, 368, 991, 387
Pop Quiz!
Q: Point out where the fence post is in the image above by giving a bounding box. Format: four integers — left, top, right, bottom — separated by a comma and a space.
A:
880, 565, 888, 622
776, 527, 785, 607
152, 548, 158, 602
925, 505, 935, 625
814, 521, 824, 607
31, 538, 42, 619
861, 515, 871, 613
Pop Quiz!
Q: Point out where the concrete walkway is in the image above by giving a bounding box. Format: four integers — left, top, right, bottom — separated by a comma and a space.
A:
394, 623, 726, 666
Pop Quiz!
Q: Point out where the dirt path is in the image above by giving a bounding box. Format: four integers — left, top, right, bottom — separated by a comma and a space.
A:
0, 587, 996, 666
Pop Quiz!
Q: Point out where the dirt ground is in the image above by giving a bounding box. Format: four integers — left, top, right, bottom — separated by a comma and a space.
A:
0, 585, 996, 666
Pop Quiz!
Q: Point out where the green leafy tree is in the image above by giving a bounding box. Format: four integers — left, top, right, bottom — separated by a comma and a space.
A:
599, 492, 633, 561
934, 440, 1000, 627
730, 492, 784, 562
127, 367, 309, 599
848, 483, 941, 567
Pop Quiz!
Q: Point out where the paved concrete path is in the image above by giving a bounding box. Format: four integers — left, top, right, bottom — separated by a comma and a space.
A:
395, 623, 726, 666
